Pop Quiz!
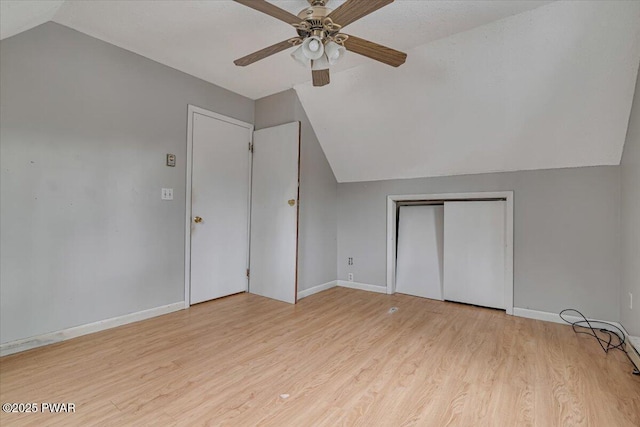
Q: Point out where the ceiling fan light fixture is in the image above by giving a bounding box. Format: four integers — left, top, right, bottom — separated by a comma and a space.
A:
324, 41, 346, 65
233, 0, 407, 87
301, 36, 325, 60
291, 45, 311, 67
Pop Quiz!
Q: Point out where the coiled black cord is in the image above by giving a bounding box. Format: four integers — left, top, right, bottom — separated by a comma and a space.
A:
560, 308, 639, 375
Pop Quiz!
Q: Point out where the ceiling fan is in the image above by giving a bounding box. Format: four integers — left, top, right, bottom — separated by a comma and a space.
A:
233, 0, 407, 87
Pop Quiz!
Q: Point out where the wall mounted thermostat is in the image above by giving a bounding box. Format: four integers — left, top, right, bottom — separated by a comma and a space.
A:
166, 154, 176, 167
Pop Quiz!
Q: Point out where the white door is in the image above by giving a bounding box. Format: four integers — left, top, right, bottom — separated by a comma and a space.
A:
443, 201, 505, 309
249, 122, 300, 304
189, 111, 251, 304
396, 205, 444, 300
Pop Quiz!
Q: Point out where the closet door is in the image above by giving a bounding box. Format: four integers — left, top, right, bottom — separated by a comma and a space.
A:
443, 201, 505, 309
249, 122, 300, 304
396, 205, 444, 300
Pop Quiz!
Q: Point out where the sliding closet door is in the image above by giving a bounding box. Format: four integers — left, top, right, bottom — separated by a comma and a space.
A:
443, 201, 505, 309
396, 205, 444, 300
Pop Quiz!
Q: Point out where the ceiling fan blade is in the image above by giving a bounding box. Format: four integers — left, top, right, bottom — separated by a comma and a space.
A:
327, 0, 394, 28
233, 0, 301, 26
343, 34, 407, 67
234, 39, 295, 66
312, 69, 330, 87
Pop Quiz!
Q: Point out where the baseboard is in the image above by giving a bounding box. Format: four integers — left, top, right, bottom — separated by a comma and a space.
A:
297, 280, 338, 300
0, 302, 185, 357
297, 280, 386, 299
513, 307, 573, 324
337, 281, 387, 294
513, 308, 621, 330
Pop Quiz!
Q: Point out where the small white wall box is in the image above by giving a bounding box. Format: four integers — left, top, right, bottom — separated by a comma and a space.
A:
161, 188, 173, 200
166, 154, 176, 167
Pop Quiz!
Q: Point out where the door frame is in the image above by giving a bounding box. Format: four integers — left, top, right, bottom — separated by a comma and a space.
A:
386, 191, 514, 315
184, 105, 254, 308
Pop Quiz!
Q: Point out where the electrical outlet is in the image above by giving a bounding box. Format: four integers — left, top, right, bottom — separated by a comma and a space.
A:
348, 273, 354, 282
630, 292, 633, 310
348, 257, 353, 266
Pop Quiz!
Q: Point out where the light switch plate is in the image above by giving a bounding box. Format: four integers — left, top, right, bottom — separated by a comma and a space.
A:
161, 188, 173, 200
166, 154, 176, 167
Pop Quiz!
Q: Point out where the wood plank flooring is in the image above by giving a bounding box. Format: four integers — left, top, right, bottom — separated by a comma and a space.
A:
1, 287, 639, 426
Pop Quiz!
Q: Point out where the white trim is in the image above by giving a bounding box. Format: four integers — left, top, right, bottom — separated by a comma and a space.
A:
185, 105, 254, 308
246, 124, 254, 295
297, 280, 338, 300
386, 191, 514, 315
185, 107, 194, 308
513, 307, 573, 324
0, 302, 184, 357
513, 307, 622, 330
338, 281, 387, 294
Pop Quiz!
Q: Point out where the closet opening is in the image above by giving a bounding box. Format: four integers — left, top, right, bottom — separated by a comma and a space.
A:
386, 192, 514, 314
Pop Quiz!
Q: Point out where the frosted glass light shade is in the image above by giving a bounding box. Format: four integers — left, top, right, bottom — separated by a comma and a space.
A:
311, 54, 330, 71
324, 41, 346, 65
291, 46, 311, 67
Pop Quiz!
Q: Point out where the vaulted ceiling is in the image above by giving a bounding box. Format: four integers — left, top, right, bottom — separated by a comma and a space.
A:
2, 1, 639, 182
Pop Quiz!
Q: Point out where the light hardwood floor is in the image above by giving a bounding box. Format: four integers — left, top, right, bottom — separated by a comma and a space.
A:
1, 287, 639, 426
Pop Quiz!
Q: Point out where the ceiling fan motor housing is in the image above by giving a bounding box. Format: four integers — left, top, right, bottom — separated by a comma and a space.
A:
296, 2, 343, 44
298, 6, 332, 21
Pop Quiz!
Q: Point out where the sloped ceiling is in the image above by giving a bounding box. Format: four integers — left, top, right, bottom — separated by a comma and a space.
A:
0, 0, 64, 40
1, 1, 639, 182
296, 0, 640, 181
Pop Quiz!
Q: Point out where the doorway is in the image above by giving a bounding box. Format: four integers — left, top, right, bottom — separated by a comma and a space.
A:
185, 105, 253, 306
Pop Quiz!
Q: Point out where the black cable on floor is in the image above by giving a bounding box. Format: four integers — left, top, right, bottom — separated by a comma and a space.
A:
559, 308, 639, 375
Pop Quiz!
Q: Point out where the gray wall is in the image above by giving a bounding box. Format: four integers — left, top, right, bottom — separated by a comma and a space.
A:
255, 90, 338, 292
337, 166, 621, 321
621, 69, 640, 336
0, 23, 254, 344
254, 90, 296, 130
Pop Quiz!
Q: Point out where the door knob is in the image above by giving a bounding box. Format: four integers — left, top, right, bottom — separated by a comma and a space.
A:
288, 199, 296, 206
194, 216, 203, 223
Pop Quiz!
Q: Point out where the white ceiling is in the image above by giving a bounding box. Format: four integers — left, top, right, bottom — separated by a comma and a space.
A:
0, 0, 64, 40
1, 1, 639, 182
296, 0, 640, 181
1, 0, 552, 100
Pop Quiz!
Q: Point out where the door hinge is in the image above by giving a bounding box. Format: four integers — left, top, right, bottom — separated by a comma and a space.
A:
248, 142, 253, 153
246, 268, 250, 278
